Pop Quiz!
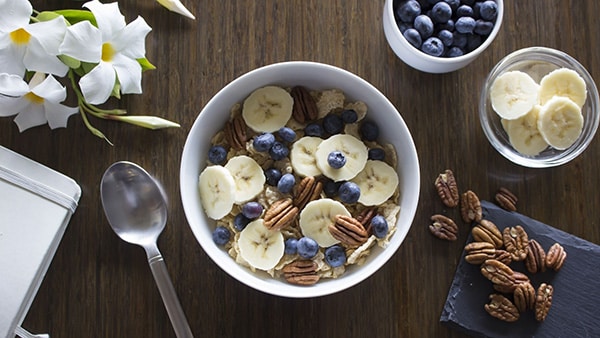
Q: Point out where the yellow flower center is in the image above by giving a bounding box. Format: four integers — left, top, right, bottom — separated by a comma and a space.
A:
101, 43, 116, 62
25, 92, 44, 105
10, 28, 31, 45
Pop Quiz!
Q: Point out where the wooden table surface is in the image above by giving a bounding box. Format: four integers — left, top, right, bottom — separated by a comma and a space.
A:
4, 1, 600, 337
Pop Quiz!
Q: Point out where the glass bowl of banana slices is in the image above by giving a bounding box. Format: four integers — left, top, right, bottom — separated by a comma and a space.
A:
479, 46, 600, 168
180, 61, 420, 297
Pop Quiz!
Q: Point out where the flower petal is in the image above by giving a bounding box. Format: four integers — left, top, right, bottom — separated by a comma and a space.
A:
31, 74, 67, 103
112, 16, 151, 59
25, 16, 67, 54
156, 0, 195, 20
79, 61, 116, 104
0, 96, 28, 117
59, 20, 102, 63
23, 39, 69, 76
83, 0, 126, 41
13, 102, 46, 132
112, 54, 142, 94
0, 37, 26, 76
0, 0, 32, 32
43, 101, 79, 129
0, 73, 28, 96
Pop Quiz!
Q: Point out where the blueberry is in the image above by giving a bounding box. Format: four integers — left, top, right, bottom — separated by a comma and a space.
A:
370, 215, 389, 238
403, 28, 422, 49
304, 123, 324, 137
479, 0, 497, 21
443, 0, 460, 11
437, 29, 453, 47
414, 14, 434, 39
472, 2, 482, 19
421, 37, 444, 57
396, 0, 421, 23
242, 201, 263, 219
207, 145, 227, 165
436, 19, 454, 32
341, 109, 358, 124
253, 133, 275, 152
431, 1, 452, 23
397, 21, 413, 34
452, 31, 468, 48
269, 141, 289, 160
277, 127, 297, 143
323, 178, 341, 197
368, 148, 386, 161
446, 46, 464, 57
277, 173, 295, 194
284, 238, 298, 255
327, 151, 347, 169
212, 226, 230, 246
324, 245, 347, 267
359, 120, 379, 141
297, 237, 319, 259
455, 16, 476, 34
466, 33, 483, 52
474, 19, 494, 35
233, 213, 251, 231
456, 4, 474, 17
338, 181, 361, 204
264, 167, 282, 186
323, 114, 344, 135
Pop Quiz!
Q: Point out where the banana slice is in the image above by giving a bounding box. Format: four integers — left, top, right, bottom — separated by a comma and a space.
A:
504, 105, 549, 156
351, 160, 399, 206
539, 68, 587, 108
290, 136, 323, 177
315, 134, 368, 182
299, 199, 350, 247
242, 86, 294, 133
490, 70, 539, 120
238, 219, 285, 271
224, 155, 266, 203
198, 165, 236, 220
537, 96, 584, 150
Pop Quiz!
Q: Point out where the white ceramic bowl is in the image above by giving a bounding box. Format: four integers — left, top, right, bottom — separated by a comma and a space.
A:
180, 61, 420, 298
383, 0, 504, 73
479, 47, 599, 168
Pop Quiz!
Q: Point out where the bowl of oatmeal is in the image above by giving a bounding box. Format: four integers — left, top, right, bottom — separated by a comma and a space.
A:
180, 61, 420, 297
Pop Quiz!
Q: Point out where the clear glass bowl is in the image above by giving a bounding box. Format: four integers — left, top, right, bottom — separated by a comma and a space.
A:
479, 46, 599, 168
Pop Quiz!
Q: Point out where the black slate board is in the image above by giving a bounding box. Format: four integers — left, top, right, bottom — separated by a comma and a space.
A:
440, 201, 600, 338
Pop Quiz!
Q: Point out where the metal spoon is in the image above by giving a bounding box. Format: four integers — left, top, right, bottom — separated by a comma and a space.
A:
100, 161, 193, 338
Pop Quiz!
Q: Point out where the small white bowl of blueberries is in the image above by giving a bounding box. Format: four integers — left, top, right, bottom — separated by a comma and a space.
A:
383, 0, 504, 73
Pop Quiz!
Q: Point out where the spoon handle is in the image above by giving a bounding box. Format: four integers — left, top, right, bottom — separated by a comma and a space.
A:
148, 254, 194, 338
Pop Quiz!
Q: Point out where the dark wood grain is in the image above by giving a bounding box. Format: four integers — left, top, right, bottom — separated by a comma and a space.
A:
3, 1, 600, 337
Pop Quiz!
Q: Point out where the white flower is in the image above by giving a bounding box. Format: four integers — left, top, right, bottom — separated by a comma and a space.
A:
0, 0, 68, 77
0, 72, 78, 131
156, 0, 195, 20
59, 0, 152, 105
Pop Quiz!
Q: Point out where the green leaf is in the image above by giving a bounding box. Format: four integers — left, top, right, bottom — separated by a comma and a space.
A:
35, 11, 62, 22
53, 9, 97, 26
137, 58, 156, 72
80, 62, 98, 74
59, 54, 81, 69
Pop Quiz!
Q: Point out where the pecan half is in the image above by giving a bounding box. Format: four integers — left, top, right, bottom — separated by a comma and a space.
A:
460, 190, 482, 223
472, 219, 503, 248
224, 116, 247, 150
293, 176, 323, 210
525, 239, 546, 274
545, 243, 567, 271
514, 282, 536, 313
429, 214, 458, 241
464, 241, 496, 265
355, 206, 378, 233
492, 271, 530, 294
290, 86, 319, 124
263, 198, 299, 230
535, 283, 554, 321
495, 187, 518, 212
329, 215, 368, 247
503, 225, 528, 261
282, 260, 320, 285
484, 294, 520, 322
481, 259, 529, 293
435, 169, 459, 208
493, 249, 513, 265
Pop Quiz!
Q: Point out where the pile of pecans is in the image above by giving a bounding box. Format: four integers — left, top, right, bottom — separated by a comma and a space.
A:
430, 169, 567, 323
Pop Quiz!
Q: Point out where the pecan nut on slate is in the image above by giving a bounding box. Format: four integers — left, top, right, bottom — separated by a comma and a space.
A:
525, 239, 546, 274
460, 190, 482, 223
224, 115, 247, 150
502, 225, 529, 261
513, 282, 536, 313
493, 249, 513, 265
329, 215, 369, 247
263, 198, 299, 231
435, 169, 459, 208
481, 259, 529, 293
282, 260, 320, 285
464, 241, 496, 265
495, 187, 518, 212
290, 86, 319, 124
429, 214, 458, 241
545, 243, 567, 271
492, 271, 530, 294
472, 219, 503, 248
293, 176, 323, 210
484, 294, 520, 322
535, 283, 554, 322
